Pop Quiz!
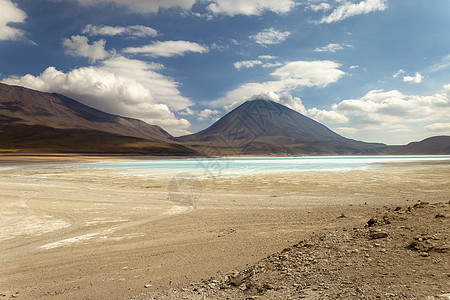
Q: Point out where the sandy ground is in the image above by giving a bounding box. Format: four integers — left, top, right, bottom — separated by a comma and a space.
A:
0, 156, 449, 299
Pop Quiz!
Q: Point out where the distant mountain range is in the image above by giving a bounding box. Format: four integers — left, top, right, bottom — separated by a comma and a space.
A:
1, 83, 449, 155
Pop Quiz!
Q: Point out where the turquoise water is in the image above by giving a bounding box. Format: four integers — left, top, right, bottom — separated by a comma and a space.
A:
69, 155, 450, 177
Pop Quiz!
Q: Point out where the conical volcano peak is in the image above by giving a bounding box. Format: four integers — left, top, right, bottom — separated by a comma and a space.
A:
177, 99, 386, 155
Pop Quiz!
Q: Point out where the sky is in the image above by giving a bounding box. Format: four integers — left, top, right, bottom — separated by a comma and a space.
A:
1, 0, 450, 144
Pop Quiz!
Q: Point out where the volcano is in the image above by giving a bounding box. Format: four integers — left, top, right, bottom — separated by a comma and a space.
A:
177, 99, 387, 155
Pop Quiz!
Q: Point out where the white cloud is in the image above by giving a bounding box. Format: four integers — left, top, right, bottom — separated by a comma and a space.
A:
307, 107, 349, 123
198, 108, 220, 120
310, 87, 450, 133
206, 0, 296, 16
428, 54, 450, 73
234, 60, 262, 70
314, 43, 353, 53
271, 60, 345, 87
392, 69, 405, 78
59, 0, 197, 14
225, 92, 307, 115
179, 107, 220, 121
262, 62, 283, 68
211, 60, 345, 107
250, 28, 291, 46
123, 40, 208, 57
349, 65, 359, 70
308, 2, 331, 11
425, 122, 450, 133
1, 56, 192, 135
0, 0, 27, 41
62, 35, 112, 63
258, 55, 276, 60
318, 0, 387, 24
403, 72, 423, 84
82, 24, 158, 38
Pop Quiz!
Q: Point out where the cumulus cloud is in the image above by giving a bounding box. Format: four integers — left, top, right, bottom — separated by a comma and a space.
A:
234, 60, 262, 70
314, 43, 353, 53
271, 60, 345, 87
250, 28, 291, 46
82, 24, 158, 38
393, 70, 423, 83
198, 108, 220, 120
0, 0, 27, 41
307, 107, 349, 123
318, 0, 387, 24
58, 0, 197, 14
309, 86, 450, 133
123, 40, 208, 57
349, 65, 359, 69
179, 107, 220, 121
206, 0, 296, 16
403, 72, 423, 84
1, 56, 192, 134
211, 60, 345, 107
62, 35, 113, 63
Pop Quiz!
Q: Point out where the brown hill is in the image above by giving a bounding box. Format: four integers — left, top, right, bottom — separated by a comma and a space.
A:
0, 83, 171, 141
177, 99, 387, 155
384, 136, 450, 155
0, 83, 198, 155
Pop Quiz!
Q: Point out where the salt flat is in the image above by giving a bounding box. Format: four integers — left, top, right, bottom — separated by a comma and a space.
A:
0, 156, 449, 299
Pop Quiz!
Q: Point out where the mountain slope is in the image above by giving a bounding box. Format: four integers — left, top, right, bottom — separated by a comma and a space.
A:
178, 99, 386, 155
0, 83, 171, 142
384, 136, 450, 155
0, 83, 199, 155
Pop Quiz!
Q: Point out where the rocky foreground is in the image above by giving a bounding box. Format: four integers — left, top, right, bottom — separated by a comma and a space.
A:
131, 200, 450, 300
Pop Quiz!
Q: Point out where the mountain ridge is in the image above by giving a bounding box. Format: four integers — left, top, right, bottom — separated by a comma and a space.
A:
0, 82, 448, 155
0, 83, 172, 142
0, 83, 199, 155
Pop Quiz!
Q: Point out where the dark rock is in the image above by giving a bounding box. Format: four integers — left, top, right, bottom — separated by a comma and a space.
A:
227, 272, 250, 287
369, 231, 388, 239
367, 217, 378, 227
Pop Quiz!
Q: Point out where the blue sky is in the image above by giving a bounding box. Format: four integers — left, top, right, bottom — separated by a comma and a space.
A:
1, 0, 450, 144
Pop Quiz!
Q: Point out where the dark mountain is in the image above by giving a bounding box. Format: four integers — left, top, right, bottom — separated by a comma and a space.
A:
177, 99, 387, 155
384, 136, 450, 155
0, 83, 171, 141
0, 83, 198, 155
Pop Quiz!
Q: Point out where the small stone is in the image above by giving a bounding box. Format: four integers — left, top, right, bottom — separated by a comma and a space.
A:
435, 214, 447, 218
144, 284, 152, 288
370, 231, 388, 239
262, 283, 275, 290
367, 217, 378, 227
419, 252, 429, 257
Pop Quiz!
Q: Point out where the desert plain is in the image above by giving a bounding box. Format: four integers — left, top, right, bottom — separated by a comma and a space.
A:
0, 155, 449, 299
